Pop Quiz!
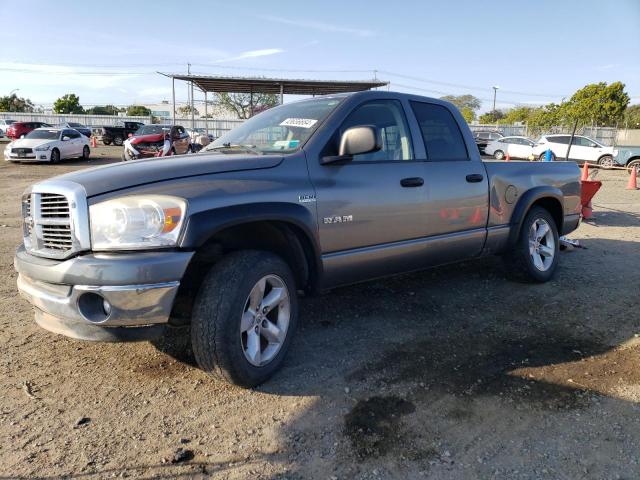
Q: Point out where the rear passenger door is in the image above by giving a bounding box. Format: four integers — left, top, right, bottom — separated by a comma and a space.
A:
408, 101, 489, 263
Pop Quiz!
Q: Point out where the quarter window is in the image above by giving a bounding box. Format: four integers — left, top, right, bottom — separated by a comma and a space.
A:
411, 102, 469, 161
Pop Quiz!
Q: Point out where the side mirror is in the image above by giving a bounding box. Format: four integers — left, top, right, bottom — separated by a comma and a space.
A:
321, 126, 381, 165
62, 136, 70, 141
590, 142, 598, 148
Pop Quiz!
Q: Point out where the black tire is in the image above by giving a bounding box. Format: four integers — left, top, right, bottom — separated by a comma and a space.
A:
50, 148, 60, 164
81, 145, 90, 160
102, 139, 112, 146
598, 155, 614, 169
113, 136, 124, 146
191, 250, 298, 387
494, 150, 504, 160
627, 159, 640, 175
538, 152, 555, 162
503, 206, 559, 283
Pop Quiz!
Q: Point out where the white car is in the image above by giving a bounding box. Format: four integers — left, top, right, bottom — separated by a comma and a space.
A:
485, 136, 535, 160
4, 127, 90, 163
0, 119, 16, 138
532, 134, 615, 167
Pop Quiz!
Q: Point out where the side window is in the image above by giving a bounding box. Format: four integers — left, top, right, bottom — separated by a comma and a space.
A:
573, 137, 589, 146
410, 101, 469, 161
70, 131, 81, 139
339, 100, 413, 162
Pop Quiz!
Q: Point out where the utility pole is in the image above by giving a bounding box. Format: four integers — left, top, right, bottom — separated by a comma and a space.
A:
492, 86, 499, 112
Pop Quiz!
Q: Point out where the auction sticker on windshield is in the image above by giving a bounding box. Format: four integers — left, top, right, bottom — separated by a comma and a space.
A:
280, 118, 318, 129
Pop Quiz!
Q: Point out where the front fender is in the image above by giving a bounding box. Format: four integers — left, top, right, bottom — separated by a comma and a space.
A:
179, 201, 320, 252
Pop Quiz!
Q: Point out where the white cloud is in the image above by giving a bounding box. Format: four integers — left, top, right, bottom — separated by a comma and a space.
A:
224, 48, 285, 62
258, 14, 375, 37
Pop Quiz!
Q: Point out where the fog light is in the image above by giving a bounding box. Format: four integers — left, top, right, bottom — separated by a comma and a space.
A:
102, 298, 112, 316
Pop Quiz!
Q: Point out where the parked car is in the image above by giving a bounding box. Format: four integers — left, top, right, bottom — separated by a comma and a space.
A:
187, 128, 214, 143
613, 146, 640, 174
4, 128, 90, 162
92, 121, 145, 146
532, 134, 615, 166
0, 119, 16, 137
484, 136, 535, 160
6, 121, 53, 140
122, 124, 192, 160
56, 122, 92, 138
473, 130, 503, 154
14, 91, 581, 387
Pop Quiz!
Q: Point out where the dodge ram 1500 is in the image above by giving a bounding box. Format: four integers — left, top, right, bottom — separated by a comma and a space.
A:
15, 91, 581, 386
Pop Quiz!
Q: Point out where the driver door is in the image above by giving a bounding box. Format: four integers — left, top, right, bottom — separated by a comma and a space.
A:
307, 99, 428, 286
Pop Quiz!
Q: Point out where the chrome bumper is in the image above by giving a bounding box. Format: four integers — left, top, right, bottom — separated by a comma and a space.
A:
14, 245, 193, 341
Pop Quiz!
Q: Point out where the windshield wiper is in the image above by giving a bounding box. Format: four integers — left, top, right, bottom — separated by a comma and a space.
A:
204, 143, 263, 155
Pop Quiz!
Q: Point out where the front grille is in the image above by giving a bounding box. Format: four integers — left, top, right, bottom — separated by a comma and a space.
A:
22, 183, 89, 260
40, 193, 70, 218
12, 148, 33, 154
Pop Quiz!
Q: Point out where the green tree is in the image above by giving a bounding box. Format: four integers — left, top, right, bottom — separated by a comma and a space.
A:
215, 92, 279, 119
623, 104, 640, 128
440, 94, 481, 113
527, 103, 565, 128
126, 105, 151, 117
0, 93, 35, 112
479, 109, 505, 124
53, 93, 84, 114
85, 105, 120, 115
499, 106, 535, 124
562, 81, 629, 126
460, 107, 475, 123
178, 105, 200, 116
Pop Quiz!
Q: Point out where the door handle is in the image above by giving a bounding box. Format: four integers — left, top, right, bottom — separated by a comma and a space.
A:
466, 174, 484, 183
400, 177, 424, 187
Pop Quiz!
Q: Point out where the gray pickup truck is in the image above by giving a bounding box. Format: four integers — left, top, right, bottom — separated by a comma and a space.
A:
15, 91, 581, 387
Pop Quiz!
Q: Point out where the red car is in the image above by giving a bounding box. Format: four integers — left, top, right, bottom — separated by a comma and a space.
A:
6, 121, 52, 140
122, 124, 192, 161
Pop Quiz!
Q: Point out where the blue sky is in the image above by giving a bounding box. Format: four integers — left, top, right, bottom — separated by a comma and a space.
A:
1, 0, 638, 112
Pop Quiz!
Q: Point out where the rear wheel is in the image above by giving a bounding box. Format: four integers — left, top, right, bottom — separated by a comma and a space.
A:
102, 139, 112, 146
503, 206, 559, 283
598, 155, 614, 169
627, 159, 640, 175
50, 148, 60, 164
538, 152, 556, 162
191, 251, 298, 387
113, 136, 124, 146
494, 150, 504, 160
81, 145, 90, 160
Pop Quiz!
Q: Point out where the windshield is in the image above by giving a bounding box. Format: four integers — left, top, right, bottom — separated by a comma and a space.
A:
203, 96, 344, 155
134, 125, 169, 136
68, 122, 84, 127
25, 129, 59, 140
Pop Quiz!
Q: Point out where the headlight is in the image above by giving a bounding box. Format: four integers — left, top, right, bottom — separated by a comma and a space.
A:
35, 144, 51, 151
90, 195, 187, 250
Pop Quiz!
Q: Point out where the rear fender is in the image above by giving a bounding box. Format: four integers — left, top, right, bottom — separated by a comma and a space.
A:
507, 186, 564, 246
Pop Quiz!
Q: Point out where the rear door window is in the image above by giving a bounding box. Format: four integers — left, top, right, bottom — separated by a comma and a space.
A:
410, 101, 469, 161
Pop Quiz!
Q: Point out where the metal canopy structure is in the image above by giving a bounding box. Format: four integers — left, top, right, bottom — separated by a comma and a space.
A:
158, 72, 388, 131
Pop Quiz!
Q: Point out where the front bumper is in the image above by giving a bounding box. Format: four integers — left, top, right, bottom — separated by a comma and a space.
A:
5, 149, 50, 162
14, 245, 194, 341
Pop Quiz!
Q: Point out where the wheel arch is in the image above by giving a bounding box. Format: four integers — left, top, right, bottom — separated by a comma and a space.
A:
170, 204, 321, 324
507, 187, 564, 247
626, 156, 640, 166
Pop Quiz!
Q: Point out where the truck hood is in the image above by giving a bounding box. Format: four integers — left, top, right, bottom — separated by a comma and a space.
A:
52, 153, 284, 197
130, 133, 165, 144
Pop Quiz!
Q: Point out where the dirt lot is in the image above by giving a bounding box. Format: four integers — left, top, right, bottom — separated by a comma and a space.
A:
1, 147, 639, 479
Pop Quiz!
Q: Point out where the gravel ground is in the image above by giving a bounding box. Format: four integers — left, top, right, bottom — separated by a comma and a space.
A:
1, 148, 639, 479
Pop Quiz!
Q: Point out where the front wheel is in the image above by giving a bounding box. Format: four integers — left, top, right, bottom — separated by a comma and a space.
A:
538, 152, 556, 162
81, 145, 90, 160
494, 150, 504, 160
627, 159, 640, 175
191, 251, 298, 387
113, 136, 124, 146
503, 206, 559, 283
50, 148, 60, 164
598, 155, 614, 169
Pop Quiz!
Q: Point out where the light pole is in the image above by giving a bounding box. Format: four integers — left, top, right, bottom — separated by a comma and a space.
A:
492, 86, 499, 112
9, 88, 19, 96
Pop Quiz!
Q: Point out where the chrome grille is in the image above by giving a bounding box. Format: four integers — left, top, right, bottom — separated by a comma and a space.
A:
22, 181, 90, 260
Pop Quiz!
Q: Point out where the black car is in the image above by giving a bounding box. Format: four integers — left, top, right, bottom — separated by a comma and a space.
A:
474, 131, 503, 154
92, 121, 145, 146
57, 122, 92, 138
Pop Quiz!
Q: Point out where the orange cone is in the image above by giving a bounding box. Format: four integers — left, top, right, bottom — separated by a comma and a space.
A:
505, 152, 511, 162
90, 136, 97, 148
581, 162, 589, 181
582, 201, 594, 219
469, 207, 483, 225
626, 166, 638, 190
